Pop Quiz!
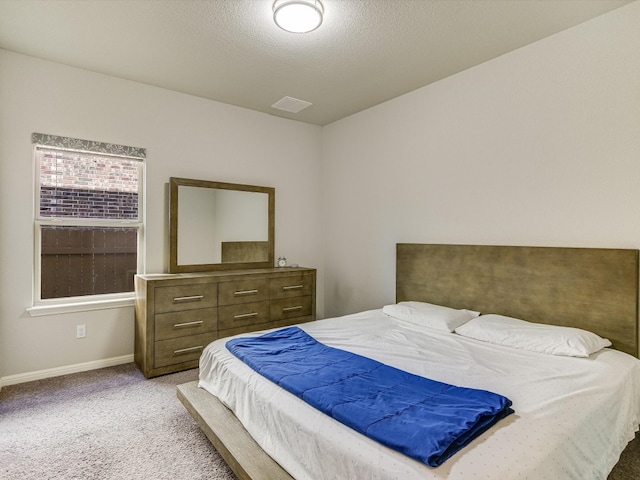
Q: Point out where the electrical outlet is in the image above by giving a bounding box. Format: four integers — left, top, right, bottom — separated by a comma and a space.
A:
76, 324, 86, 338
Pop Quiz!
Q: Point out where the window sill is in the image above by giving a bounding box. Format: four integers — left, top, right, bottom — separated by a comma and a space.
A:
27, 295, 135, 317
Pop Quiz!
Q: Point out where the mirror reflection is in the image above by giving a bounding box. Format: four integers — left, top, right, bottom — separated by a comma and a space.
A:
169, 178, 275, 273
177, 186, 269, 264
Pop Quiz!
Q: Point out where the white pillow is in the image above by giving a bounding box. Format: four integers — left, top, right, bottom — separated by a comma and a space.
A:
382, 301, 480, 333
454, 314, 612, 357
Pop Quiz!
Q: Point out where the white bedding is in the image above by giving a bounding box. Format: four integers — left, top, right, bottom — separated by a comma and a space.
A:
199, 309, 640, 480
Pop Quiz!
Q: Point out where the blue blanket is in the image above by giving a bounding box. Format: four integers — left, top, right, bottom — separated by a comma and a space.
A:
226, 326, 513, 467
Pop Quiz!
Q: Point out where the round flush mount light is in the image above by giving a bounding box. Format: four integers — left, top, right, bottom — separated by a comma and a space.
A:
273, 0, 324, 33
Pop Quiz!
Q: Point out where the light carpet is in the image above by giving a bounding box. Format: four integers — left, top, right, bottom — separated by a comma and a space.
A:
0, 363, 236, 480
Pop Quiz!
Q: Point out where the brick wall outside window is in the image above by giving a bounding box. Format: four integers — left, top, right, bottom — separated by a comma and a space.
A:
39, 150, 139, 219
40, 187, 139, 219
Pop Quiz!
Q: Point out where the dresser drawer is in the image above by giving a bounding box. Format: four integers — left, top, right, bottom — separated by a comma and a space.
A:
135, 268, 315, 378
270, 273, 314, 299
218, 278, 269, 306
155, 308, 217, 341
270, 295, 313, 321
154, 332, 217, 368
154, 283, 217, 313
218, 301, 270, 331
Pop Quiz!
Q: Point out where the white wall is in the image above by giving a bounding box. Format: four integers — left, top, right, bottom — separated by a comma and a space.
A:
321, 2, 640, 318
177, 186, 220, 265
2, 2, 639, 383
0, 50, 323, 381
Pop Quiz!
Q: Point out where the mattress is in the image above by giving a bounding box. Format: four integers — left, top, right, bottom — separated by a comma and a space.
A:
199, 309, 640, 480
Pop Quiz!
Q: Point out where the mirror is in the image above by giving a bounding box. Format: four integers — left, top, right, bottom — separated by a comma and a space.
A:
169, 177, 275, 273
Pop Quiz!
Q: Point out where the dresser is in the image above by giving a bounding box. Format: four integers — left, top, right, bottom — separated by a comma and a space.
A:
134, 267, 316, 378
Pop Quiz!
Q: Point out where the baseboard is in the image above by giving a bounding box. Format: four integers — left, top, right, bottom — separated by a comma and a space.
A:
0, 354, 135, 388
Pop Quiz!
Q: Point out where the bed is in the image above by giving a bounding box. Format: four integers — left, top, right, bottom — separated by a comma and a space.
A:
177, 244, 640, 480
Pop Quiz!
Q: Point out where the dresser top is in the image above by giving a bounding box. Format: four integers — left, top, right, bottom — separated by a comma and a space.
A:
137, 266, 315, 282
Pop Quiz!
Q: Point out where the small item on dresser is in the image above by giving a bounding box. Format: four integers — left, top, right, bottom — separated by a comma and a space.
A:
277, 257, 287, 267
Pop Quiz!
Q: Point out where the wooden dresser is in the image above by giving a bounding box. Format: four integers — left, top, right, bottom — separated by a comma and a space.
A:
134, 267, 316, 378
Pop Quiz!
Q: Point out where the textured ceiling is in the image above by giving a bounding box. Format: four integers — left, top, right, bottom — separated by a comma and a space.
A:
0, 0, 632, 125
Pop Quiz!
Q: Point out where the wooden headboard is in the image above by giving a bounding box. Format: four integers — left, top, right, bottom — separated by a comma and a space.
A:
396, 244, 639, 357
221, 241, 270, 263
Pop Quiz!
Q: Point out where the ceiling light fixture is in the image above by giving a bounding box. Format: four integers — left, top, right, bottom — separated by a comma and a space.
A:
273, 0, 324, 34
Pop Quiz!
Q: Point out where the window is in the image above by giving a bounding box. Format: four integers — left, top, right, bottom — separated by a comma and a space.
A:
31, 133, 145, 312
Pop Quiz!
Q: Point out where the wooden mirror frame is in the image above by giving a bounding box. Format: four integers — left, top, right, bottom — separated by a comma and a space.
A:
169, 177, 275, 273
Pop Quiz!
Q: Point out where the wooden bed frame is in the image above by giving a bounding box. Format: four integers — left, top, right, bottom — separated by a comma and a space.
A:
396, 244, 639, 356
177, 244, 639, 480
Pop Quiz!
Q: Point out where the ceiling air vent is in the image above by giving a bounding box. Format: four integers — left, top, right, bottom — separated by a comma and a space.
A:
271, 96, 312, 113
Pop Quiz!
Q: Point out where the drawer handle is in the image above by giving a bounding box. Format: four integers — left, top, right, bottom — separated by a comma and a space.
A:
173, 345, 204, 355
173, 295, 204, 303
173, 320, 204, 329
282, 284, 304, 290
283, 305, 303, 313
233, 312, 259, 320
234, 289, 259, 296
